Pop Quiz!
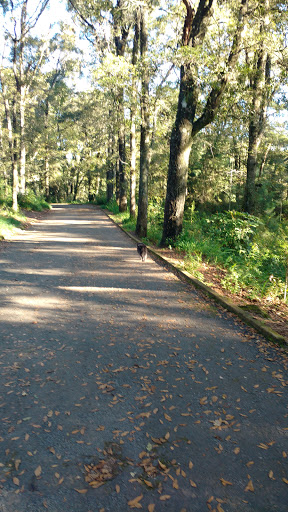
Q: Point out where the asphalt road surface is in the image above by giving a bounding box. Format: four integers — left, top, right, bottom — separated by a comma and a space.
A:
0, 204, 287, 512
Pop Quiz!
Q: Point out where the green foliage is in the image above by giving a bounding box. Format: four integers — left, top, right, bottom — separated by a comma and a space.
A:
0, 183, 12, 208
92, 193, 107, 206
17, 190, 50, 211
0, 208, 26, 239
102, 198, 119, 214
200, 211, 263, 256
176, 211, 287, 301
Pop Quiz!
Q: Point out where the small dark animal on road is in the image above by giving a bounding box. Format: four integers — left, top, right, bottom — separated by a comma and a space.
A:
137, 243, 147, 262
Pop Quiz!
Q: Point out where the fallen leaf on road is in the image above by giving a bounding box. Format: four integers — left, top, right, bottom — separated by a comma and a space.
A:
144, 479, 153, 488
74, 489, 88, 494
172, 478, 179, 489
159, 495, 171, 501
245, 479, 254, 492
128, 494, 143, 508
34, 466, 42, 477
257, 443, 269, 450
148, 505, 155, 512
220, 478, 233, 486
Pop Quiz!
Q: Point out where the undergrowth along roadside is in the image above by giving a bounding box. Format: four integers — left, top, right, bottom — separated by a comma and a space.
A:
0, 189, 50, 240
0, 209, 26, 240
101, 199, 288, 305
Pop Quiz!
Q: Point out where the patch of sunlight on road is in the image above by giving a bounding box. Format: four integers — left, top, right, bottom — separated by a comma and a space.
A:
58, 286, 161, 294
17, 234, 96, 243
1, 295, 70, 324
4, 295, 65, 309
32, 245, 132, 252
44, 219, 99, 225
2, 307, 36, 322
6, 268, 70, 275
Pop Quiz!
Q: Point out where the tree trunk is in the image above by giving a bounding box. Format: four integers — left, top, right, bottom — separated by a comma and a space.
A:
130, 115, 137, 218
3, 92, 18, 211
44, 99, 50, 199
106, 125, 115, 203
118, 114, 127, 212
243, 4, 271, 213
12, 100, 18, 211
161, 0, 213, 245
130, 13, 140, 219
114, 0, 130, 212
161, 0, 248, 246
136, 6, 150, 238
19, 87, 26, 194
115, 159, 120, 203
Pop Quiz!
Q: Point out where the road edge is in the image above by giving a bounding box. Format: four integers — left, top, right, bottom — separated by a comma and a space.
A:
104, 210, 286, 346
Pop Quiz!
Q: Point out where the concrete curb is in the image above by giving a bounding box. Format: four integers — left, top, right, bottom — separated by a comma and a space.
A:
105, 210, 286, 346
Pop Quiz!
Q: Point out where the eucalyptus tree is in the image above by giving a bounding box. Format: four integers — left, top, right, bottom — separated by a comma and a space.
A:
0, 0, 50, 210
129, 9, 140, 218
0, 67, 18, 209
243, 0, 288, 213
67, 0, 134, 211
40, 24, 84, 198
160, 0, 249, 246
136, 3, 151, 237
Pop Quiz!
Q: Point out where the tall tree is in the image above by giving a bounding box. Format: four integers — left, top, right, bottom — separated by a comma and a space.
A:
243, 0, 271, 213
114, 0, 130, 212
136, 3, 150, 237
161, 0, 248, 246
0, 0, 49, 208
0, 69, 18, 210
129, 10, 140, 219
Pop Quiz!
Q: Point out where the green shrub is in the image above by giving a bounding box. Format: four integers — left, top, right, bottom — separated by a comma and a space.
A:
176, 211, 287, 301
18, 190, 50, 211
93, 193, 107, 205
102, 198, 119, 214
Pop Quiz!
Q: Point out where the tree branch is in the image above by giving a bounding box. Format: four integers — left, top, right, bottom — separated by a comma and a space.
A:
67, 0, 97, 33
192, 0, 248, 137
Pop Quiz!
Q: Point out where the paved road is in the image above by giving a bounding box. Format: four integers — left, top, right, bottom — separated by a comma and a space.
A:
0, 205, 287, 512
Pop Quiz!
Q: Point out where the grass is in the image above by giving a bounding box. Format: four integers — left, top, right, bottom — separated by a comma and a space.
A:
0, 208, 26, 239
0, 188, 50, 240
